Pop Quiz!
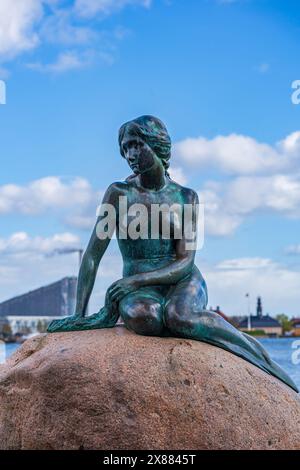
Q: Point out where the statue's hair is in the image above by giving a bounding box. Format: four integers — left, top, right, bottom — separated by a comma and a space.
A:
118, 115, 171, 174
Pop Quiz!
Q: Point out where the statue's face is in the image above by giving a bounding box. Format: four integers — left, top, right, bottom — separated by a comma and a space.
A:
122, 134, 158, 174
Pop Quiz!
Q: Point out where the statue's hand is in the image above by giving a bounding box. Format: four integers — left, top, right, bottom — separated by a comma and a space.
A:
106, 278, 139, 304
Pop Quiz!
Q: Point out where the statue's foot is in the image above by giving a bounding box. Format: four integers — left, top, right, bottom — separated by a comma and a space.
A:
47, 308, 119, 333
47, 315, 88, 333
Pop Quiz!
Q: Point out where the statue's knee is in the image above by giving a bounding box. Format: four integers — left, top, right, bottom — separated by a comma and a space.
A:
164, 303, 175, 327
165, 302, 210, 337
164, 302, 186, 331
120, 298, 164, 336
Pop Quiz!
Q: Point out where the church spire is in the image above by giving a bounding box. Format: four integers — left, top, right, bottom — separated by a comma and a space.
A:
256, 296, 263, 318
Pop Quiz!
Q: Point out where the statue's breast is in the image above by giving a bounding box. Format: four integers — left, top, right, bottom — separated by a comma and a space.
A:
116, 187, 186, 240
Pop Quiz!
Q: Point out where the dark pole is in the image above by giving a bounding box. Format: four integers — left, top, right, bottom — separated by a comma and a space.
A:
77, 249, 88, 315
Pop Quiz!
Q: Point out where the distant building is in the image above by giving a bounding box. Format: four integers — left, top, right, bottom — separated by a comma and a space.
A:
291, 318, 300, 337
227, 316, 246, 328
0, 277, 77, 334
239, 297, 282, 337
211, 306, 229, 322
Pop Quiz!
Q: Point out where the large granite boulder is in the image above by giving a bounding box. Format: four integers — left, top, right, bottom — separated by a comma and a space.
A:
0, 326, 300, 450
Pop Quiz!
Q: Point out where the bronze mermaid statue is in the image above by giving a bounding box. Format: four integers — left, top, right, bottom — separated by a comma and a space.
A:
48, 115, 298, 393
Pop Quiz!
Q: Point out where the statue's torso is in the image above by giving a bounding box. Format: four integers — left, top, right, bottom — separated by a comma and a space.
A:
113, 177, 195, 276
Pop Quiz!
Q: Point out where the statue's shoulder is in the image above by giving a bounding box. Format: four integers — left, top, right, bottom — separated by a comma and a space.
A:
102, 180, 133, 205
105, 179, 133, 195
168, 179, 199, 203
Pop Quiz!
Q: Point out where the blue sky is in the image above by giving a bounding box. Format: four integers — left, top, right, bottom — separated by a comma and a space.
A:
1, 0, 300, 316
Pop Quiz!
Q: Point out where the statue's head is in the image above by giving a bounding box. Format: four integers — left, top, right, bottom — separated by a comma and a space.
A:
119, 115, 171, 175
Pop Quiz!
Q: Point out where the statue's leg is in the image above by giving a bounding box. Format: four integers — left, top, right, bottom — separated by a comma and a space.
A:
164, 267, 298, 392
119, 286, 165, 336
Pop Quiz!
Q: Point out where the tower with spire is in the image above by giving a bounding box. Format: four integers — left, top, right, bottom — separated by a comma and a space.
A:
256, 296, 263, 318
239, 295, 282, 336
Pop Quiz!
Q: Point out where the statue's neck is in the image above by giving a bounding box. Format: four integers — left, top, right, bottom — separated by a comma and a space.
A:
139, 162, 166, 191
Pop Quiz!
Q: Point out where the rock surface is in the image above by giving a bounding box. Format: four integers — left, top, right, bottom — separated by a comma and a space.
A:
0, 326, 300, 450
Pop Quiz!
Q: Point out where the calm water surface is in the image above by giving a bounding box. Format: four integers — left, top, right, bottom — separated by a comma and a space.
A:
2, 337, 300, 389
259, 338, 300, 389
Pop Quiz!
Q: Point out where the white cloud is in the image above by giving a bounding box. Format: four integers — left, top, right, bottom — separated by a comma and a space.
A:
173, 130, 300, 236
0, 176, 101, 230
0, 231, 80, 257
216, 257, 275, 270
256, 62, 270, 74
203, 256, 300, 317
0, 176, 97, 215
198, 172, 300, 236
198, 186, 242, 236
64, 213, 96, 230
74, 0, 151, 18
0, 0, 152, 70
174, 131, 300, 176
285, 245, 300, 255
39, 8, 96, 46
168, 166, 188, 186
28, 49, 98, 73
278, 131, 300, 158
0, 0, 42, 60
225, 174, 300, 216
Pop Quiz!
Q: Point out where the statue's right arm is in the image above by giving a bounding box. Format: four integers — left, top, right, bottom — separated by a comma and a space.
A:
74, 183, 119, 317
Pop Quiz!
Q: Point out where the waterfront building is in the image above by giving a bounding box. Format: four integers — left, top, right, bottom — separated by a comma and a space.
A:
238, 297, 282, 337
291, 318, 300, 337
0, 277, 77, 334
211, 306, 229, 322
